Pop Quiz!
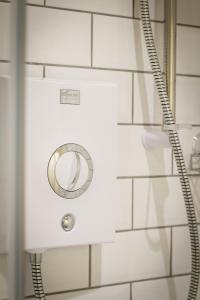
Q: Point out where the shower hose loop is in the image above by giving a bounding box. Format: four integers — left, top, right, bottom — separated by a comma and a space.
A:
139, 1, 200, 299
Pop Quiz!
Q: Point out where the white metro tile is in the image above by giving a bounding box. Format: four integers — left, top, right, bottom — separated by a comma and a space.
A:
93, 16, 164, 71
134, 0, 164, 21
26, 7, 91, 66
45, 66, 133, 123
46, 0, 133, 17
172, 226, 190, 275
190, 177, 200, 223
0, 3, 10, 61
177, 26, 200, 75
47, 284, 130, 300
134, 73, 162, 124
25, 246, 89, 295
25, 65, 44, 78
176, 76, 200, 125
133, 177, 187, 229
177, 0, 200, 26
116, 179, 132, 230
91, 229, 170, 285
118, 126, 172, 176
132, 276, 190, 300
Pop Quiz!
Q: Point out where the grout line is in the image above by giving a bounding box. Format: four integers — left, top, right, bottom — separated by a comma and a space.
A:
177, 22, 200, 29
177, 73, 200, 78
32, 63, 200, 78
118, 122, 161, 126
3, 59, 200, 78
24, 3, 164, 23
25, 273, 191, 299
117, 174, 200, 179
170, 227, 173, 276
91, 13, 94, 67
132, 72, 134, 124
130, 282, 133, 300
130, 272, 191, 283
0, 60, 10, 63
117, 175, 180, 179
115, 228, 133, 233
88, 245, 92, 287
1, 1, 200, 29
132, 0, 135, 18
116, 223, 189, 233
131, 178, 134, 230
44, 0, 46, 6
43, 65, 45, 78
26, 4, 133, 19
27, 62, 136, 73
25, 3, 45, 8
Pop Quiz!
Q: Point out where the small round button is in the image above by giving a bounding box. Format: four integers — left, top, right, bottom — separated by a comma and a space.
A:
61, 214, 75, 231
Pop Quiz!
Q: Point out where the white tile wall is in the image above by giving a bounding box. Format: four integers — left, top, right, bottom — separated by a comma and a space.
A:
116, 179, 132, 230
177, 0, 200, 26
91, 229, 170, 285
172, 226, 190, 275
45, 66, 133, 123
0, 3, 10, 61
0, 1, 200, 299
134, 73, 162, 124
46, 0, 133, 17
132, 276, 190, 300
47, 284, 130, 300
93, 16, 164, 71
177, 26, 200, 75
26, 7, 91, 66
25, 246, 89, 295
134, 0, 164, 21
134, 177, 187, 228
176, 76, 200, 124
118, 126, 172, 176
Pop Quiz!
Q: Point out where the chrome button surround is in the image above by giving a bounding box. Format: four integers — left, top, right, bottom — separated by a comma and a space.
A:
47, 143, 93, 199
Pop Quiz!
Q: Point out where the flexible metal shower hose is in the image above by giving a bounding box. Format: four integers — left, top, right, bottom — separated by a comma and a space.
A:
139, 0, 200, 299
30, 254, 46, 300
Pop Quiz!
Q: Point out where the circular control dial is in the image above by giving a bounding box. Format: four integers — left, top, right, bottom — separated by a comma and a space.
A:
48, 143, 93, 199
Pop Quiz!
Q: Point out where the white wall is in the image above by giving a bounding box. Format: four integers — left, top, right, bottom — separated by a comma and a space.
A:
0, 0, 200, 299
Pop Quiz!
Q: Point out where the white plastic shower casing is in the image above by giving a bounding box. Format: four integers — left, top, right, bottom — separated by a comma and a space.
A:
24, 78, 117, 251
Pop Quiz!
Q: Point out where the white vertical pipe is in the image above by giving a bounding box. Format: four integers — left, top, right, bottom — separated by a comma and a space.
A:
9, 0, 25, 299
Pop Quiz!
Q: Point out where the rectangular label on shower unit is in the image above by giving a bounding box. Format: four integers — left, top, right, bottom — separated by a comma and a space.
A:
60, 89, 80, 105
